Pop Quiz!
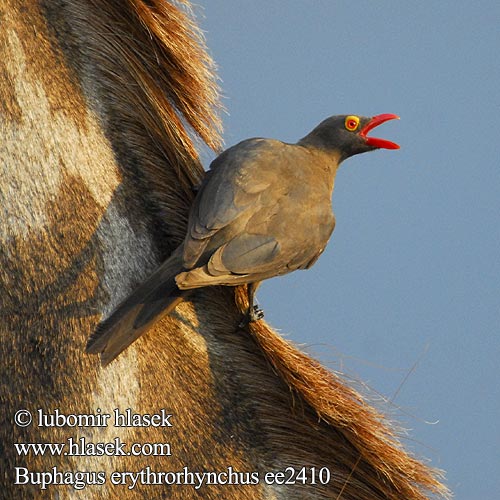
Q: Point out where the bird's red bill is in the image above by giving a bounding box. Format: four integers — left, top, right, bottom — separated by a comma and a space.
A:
360, 113, 400, 150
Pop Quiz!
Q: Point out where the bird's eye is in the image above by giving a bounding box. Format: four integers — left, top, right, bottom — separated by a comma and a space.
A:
345, 116, 360, 131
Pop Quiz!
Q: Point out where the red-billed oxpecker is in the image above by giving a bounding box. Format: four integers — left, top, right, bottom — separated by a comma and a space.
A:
87, 114, 400, 365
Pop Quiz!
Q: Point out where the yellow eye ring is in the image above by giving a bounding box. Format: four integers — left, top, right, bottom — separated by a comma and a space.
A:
345, 115, 360, 131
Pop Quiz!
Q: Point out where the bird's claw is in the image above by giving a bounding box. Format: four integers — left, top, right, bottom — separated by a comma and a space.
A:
239, 305, 264, 328
250, 305, 264, 321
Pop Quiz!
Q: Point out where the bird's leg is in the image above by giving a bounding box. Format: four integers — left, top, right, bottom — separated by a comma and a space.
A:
239, 282, 264, 327
247, 281, 264, 321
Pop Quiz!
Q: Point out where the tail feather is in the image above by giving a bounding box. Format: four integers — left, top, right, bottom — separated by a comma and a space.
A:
87, 247, 186, 365
133, 292, 186, 330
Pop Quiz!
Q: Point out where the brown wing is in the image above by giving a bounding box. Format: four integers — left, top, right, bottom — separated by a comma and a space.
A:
182, 138, 285, 267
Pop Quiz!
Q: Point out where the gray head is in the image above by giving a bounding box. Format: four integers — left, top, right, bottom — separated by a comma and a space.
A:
299, 114, 400, 161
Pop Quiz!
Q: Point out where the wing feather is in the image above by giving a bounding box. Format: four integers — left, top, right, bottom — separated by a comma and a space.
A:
183, 138, 284, 266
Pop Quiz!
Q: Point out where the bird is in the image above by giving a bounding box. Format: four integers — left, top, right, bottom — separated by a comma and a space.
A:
87, 113, 399, 365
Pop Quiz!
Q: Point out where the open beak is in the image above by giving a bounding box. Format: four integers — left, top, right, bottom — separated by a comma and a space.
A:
360, 114, 400, 150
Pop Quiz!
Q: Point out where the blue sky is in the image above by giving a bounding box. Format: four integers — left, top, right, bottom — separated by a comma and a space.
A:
195, 2, 500, 498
